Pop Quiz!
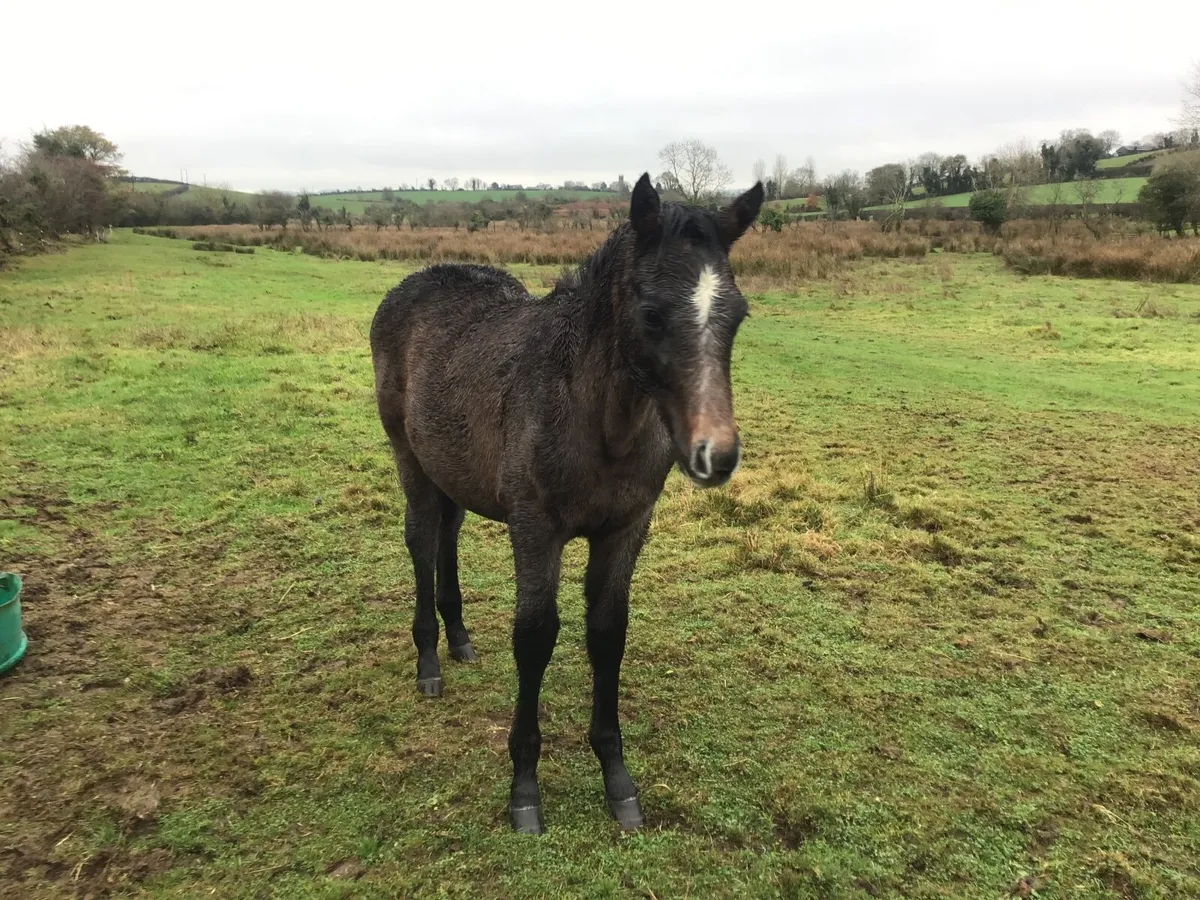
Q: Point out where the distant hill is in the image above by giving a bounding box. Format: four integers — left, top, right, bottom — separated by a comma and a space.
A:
899, 176, 1147, 209
1095, 150, 1160, 169
765, 175, 1149, 215
121, 180, 257, 203
309, 189, 616, 215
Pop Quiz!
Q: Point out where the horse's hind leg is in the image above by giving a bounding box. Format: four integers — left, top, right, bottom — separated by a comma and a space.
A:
436, 496, 478, 662
389, 440, 445, 697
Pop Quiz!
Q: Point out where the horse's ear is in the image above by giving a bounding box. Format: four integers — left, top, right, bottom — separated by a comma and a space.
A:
630, 173, 661, 240
718, 182, 765, 249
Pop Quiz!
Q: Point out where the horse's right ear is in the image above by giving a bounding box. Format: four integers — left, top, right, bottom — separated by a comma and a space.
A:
630, 173, 661, 240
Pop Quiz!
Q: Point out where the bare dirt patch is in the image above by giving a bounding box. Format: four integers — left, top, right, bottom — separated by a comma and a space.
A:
1, 490, 274, 898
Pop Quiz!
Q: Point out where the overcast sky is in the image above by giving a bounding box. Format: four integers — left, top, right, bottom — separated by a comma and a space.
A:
5, 1, 1197, 192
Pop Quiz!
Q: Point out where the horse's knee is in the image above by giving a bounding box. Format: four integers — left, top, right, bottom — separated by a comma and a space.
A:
404, 506, 439, 556
513, 610, 559, 667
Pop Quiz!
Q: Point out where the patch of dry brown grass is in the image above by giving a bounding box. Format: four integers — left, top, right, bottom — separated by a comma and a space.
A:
141, 220, 938, 288
999, 234, 1200, 283
144, 216, 1200, 285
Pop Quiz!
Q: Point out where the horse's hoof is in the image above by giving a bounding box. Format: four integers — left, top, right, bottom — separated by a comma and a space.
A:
607, 795, 644, 832
416, 677, 443, 698
449, 641, 478, 663
509, 804, 544, 835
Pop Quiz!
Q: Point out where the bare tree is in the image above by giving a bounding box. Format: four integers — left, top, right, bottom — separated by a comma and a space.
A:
772, 154, 789, 199
882, 161, 918, 231
1073, 179, 1102, 237
466, 177, 484, 191
1181, 61, 1200, 130
657, 139, 733, 203
1097, 129, 1122, 156
798, 156, 817, 195
444, 177, 460, 191
752, 158, 767, 187
823, 170, 866, 220
1044, 181, 1068, 235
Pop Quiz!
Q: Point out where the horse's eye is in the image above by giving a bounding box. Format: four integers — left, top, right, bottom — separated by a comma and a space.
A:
642, 307, 666, 338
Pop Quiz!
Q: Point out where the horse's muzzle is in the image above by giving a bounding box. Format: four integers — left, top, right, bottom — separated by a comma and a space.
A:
685, 435, 741, 488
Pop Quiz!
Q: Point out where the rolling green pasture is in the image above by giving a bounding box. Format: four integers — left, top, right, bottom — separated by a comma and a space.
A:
905, 177, 1147, 210
2, 235, 1199, 898
309, 189, 615, 216
123, 181, 259, 204
1095, 152, 1159, 170
125, 180, 189, 194
123, 181, 615, 214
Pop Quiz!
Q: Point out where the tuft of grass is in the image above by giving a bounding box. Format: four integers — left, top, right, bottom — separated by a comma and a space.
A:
861, 464, 894, 509
1030, 320, 1062, 339
1136, 296, 1179, 318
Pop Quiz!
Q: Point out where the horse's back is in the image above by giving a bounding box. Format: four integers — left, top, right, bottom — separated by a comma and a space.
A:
370, 263, 527, 353
371, 262, 528, 389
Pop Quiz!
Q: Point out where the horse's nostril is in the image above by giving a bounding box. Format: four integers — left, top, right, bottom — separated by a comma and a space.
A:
711, 445, 739, 477
690, 437, 740, 484
690, 440, 713, 479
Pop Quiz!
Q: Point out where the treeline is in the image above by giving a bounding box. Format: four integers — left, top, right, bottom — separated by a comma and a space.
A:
750, 128, 1200, 223
117, 190, 617, 233
316, 175, 632, 195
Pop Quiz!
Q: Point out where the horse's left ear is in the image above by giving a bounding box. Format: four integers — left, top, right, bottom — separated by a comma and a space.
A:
630, 173, 661, 241
717, 182, 765, 249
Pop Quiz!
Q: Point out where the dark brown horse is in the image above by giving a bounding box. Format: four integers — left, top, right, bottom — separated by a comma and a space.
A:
370, 173, 763, 834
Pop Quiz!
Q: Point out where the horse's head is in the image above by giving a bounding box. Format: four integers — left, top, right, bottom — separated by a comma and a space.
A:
622, 173, 763, 488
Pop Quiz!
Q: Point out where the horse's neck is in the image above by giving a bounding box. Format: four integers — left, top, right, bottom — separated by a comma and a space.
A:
572, 280, 660, 459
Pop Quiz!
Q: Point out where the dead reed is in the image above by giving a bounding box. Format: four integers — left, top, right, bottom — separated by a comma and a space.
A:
135, 217, 1200, 284
1000, 235, 1200, 283
141, 220, 936, 288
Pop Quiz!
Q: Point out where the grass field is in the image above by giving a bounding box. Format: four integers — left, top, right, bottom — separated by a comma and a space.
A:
122, 181, 259, 205
314, 189, 615, 207
122, 181, 616, 215
1095, 153, 1159, 170
905, 177, 1148, 210
125, 181, 190, 194
2, 233, 1200, 898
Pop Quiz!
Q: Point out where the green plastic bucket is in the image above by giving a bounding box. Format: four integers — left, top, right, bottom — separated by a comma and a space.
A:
0, 573, 28, 675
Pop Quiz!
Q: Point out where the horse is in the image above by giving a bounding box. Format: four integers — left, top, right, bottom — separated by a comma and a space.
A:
369, 173, 763, 834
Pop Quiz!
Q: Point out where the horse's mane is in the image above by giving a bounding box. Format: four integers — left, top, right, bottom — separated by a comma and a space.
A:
548, 203, 722, 302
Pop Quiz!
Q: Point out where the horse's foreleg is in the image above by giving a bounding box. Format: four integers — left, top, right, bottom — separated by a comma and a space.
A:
507, 515, 564, 834
584, 514, 650, 831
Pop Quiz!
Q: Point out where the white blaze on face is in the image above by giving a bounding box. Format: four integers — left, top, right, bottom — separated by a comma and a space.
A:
691, 265, 722, 329
690, 265, 724, 429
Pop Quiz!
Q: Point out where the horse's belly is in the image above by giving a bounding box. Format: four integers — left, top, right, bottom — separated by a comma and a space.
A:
405, 395, 508, 522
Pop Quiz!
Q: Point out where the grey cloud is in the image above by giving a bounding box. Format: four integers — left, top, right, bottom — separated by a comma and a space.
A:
4, 0, 1194, 191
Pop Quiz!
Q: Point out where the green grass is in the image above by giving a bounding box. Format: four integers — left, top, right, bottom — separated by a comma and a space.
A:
120, 181, 260, 205
772, 197, 826, 212
125, 180, 188, 194
1096, 152, 1159, 170
904, 177, 1147, 209
121, 182, 615, 215
2, 235, 1200, 898
309, 189, 615, 216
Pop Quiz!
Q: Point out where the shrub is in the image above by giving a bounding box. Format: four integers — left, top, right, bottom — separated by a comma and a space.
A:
1139, 167, 1200, 236
759, 206, 787, 233
969, 190, 1007, 232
